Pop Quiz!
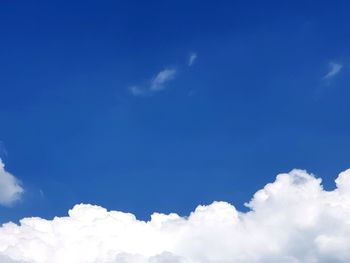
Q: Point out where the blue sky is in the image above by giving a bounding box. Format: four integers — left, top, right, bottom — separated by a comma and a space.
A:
1, 0, 350, 223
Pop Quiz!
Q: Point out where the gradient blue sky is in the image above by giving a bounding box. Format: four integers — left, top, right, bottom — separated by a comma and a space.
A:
1, 0, 350, 223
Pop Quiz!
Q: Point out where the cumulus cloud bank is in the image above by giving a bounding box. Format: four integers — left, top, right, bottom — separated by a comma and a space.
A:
1, 168, 350, 262
0, 159, 23, 206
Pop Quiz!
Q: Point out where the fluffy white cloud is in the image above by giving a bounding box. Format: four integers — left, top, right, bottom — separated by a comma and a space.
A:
323, 62, 343, 79
1, 168, 350, 262
0, 159, 24, 206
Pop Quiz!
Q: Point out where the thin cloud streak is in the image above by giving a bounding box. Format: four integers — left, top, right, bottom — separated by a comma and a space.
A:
129, 68, 177, 96
129, 85, 146, 96
188, 52, 197, 66
0, 159, 24, 206
150, 69, 176, 91
129, 52, 197, 96
323, 62, 343, 80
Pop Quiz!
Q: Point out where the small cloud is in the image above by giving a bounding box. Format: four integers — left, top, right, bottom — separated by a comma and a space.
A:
150, 69, 176, 91
323, 62, 343, 80
0, 159, 24, 206
129, 68, 177, 96
188, 52, 197, 66
129, 85, 146, 96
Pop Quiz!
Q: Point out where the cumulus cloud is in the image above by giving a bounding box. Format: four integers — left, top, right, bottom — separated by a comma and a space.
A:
323, 62, 343, 80
129, 69, 176, 96
0, 159, 24, 206
188, 53, 197, 66
1, 168, 350, 262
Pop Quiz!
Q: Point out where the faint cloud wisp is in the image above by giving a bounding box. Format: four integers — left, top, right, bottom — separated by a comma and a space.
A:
150, 69, 176, 91
129, 68, 177, 96
188, 52, 197, 66
0, 159, 24, 206
129, 52, 197, 96
323, 62, 343, 80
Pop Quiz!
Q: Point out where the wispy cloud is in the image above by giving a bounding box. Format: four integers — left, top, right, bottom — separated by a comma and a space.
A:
323, 62, 343, 80
0, 159, 24, 206
188, 52, 197, 66
129, 52, 197, 96
129, 85, 146, 96
129, 68, 177, 96
150, 69, 176, 91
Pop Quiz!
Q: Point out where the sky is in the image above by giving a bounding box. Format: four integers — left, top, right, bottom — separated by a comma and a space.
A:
2, 1, 350, 262
1, 0, 350, 231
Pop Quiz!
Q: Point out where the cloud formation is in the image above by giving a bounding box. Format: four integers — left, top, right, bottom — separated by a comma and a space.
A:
150, 69, 176, 91
0, 159, 24, 206
323, 62, 343, 79
129, 68, 176, 96
188, 53, 197, 66
1, 168, 350, 262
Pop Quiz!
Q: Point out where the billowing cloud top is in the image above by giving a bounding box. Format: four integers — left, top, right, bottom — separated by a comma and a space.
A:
1, 169, 350, 262
0, 159, 24, 206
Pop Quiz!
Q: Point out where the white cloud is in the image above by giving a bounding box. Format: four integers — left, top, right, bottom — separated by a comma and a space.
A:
129, 69, 177, 96
150, 69, 176, 91
0, 159, 24, 206
323, 62, 343, 79
2, 168, 350, 262
188, 53, 197, 66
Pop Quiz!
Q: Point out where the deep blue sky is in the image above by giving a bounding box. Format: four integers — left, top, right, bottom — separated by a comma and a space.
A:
1, 0, 350, 222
